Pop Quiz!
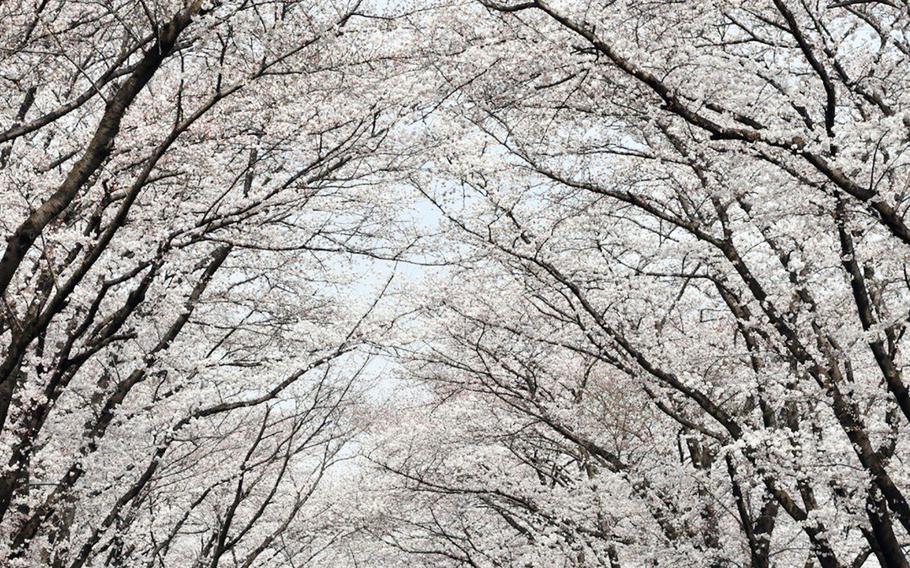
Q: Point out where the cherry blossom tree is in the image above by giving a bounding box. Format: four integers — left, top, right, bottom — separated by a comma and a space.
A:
0, 0, 423, 565
359, 1, 910, 567
8, 0, 910, 566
